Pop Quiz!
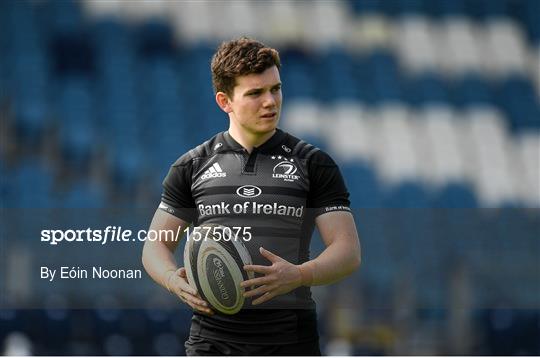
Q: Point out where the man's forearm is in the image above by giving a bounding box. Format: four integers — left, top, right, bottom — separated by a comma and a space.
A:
142, 242, 179, 291
299, 240, 360, 286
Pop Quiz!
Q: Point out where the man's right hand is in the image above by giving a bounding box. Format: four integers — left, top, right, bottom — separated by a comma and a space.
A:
168, 268, 215, 316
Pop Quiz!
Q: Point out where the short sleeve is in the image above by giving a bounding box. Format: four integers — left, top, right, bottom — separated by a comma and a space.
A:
307, 151, 351, 217
160, 164, 197, 223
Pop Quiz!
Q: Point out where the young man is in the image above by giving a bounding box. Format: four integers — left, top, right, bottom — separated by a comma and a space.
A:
142, 37, 361, 356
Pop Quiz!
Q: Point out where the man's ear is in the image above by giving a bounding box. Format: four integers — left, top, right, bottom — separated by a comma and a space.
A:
216, 92, 232, 113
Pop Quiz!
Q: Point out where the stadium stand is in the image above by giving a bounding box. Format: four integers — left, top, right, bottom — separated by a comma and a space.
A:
0, 0, 538, 355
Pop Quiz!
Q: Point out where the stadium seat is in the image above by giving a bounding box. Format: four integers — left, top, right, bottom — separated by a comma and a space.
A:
367, 50, 403, 104
394, 17, 438, 74
282, 100, 325, 143
316, 48, 360, 102
136, 20, 174, 58
61, 180, 106, 208
341, 162, 382, 207
452, 73, 494, 108
431, 182, 478, 208
348, 0, 384, 16
439, 19, 483, 75
13, 159, 56, 208
429, 0, 467, 18
55, 77, 96, 170
406, 72, 450, 107
467, 108, 518, 206
372, 105, 420, 183
417, 106, 468, 185
521, 0, 540, 44
468, 0, 510, 20
514, 133, 540, 207
382, 180, 430, 208
354, 209, 395, 303
109, 145, 145, 196
497, 75, 540, 131
2, 0, 540, 354
484, 20, 528, 76
45, 0, 84, 35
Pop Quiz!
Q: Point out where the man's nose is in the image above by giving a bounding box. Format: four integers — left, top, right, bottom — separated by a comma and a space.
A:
262, 92, 277, 108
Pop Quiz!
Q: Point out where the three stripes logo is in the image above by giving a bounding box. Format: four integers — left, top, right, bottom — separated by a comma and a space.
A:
201, 162, 227, 180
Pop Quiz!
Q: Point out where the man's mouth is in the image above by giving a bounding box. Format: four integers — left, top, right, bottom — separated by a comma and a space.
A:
261, 112, 277, 118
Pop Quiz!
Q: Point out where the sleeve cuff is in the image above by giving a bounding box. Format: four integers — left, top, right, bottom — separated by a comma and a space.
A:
158, 202, 195, 223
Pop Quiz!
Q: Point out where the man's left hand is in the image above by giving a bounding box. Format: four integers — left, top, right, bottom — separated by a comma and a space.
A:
241, 247, 302, 305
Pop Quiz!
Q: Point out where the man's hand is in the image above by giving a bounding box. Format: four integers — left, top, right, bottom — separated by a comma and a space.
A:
241, 247, 303, 305
168, 268, 214, 316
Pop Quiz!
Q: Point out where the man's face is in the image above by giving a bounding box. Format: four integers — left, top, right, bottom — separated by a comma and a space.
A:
227, 66, 282, 136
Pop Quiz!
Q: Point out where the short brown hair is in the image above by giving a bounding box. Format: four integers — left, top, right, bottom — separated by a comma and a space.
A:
211, 37, 281, 97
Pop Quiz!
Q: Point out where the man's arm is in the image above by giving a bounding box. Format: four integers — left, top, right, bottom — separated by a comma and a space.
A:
302, 211, 361, 285
242, 211, 361, 305
142, 208, 214, 315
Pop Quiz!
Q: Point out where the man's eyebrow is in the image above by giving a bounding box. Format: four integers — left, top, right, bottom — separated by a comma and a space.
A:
244, 83, 282, 94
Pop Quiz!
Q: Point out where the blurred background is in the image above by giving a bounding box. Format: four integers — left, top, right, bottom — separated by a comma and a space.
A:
0, 0, 539, 355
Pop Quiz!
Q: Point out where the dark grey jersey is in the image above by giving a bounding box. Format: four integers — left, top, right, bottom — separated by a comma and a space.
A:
159, 128, 350, 344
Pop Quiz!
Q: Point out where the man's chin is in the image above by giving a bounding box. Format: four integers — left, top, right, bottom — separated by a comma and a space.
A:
257, 119, 279, 131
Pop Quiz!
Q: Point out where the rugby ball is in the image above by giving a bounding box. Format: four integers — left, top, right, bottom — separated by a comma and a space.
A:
184, 224, 254, 315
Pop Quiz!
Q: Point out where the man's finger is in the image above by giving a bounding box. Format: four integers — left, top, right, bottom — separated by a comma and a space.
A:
243, 264, 272, 274
259, 247, 281, 263
178, 267, 187, 277
194, 306, 215, 316
178, 280, 197, 296
186, 299, 214, 315
181, 292, 208, 308
252, 291, 276, 305
243, 284, 273, 298
240, 275, 272, 288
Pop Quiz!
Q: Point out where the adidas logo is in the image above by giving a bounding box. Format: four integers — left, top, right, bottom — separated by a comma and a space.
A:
201, 162, 227, 180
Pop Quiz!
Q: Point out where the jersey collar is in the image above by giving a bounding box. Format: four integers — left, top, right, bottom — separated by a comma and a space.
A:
222, 129, 287, 154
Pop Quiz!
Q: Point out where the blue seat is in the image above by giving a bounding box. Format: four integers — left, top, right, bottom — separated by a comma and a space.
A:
55, 77, 96, 169
13, 95, 47, 147
367, 51, 403, 104
406, 72, 449, 107
428, 0, 467, 18
9, 51, 49, 145
0, 160, 15, 207
45, 0, 83, 34
60, 121, 94, 171
522, 0, 540, 44
348, 0, 384, 15
395, 0, 426, 15
316, 48, 359, 102
452, 73, 494, 108
467, 0, 509, 20
51, 30, 95, 75
92, 19, 131, 45
354, 209, 396, 303
281, 60, 317, 100
431, 182, 478, 208
110, 145, 145, 195
383, 181, 430, 208
62, 180, 107, 208
14, 160, 56, 208
341, 162, 382, 207
497, 76, 540, 130
137, 20, 174, 58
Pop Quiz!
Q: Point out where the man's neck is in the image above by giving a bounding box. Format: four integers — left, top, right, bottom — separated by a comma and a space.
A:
228, 126, 276, 153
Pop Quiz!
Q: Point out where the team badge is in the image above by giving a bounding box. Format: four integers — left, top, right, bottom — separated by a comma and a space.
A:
270, 156, 300, 182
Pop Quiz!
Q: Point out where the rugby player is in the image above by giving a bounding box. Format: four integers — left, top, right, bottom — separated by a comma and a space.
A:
142, 37, 361, 356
